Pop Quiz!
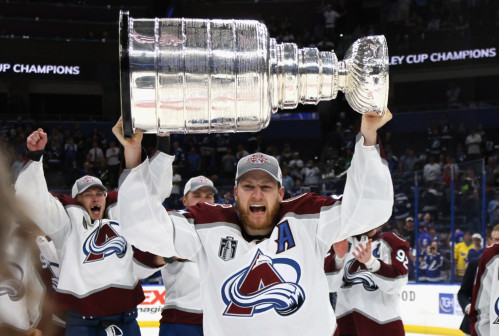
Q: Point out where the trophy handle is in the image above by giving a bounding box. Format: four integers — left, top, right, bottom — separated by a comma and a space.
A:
119, 10, 134, 138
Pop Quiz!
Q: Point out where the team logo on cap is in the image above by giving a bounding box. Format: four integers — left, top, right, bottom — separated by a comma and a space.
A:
81, 176, 99, 183
246, 154, 270, 164
195, 176, 210, 183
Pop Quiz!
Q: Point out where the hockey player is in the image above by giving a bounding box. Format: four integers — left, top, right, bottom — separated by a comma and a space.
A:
469, 224, 499, 336
326, 226, 410, 336
117, 110, 394, 335
15, 120, 174, 336
159, 175, 218, 336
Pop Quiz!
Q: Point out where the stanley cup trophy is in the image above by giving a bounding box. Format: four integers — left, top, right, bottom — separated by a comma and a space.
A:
119, 11, 389, 136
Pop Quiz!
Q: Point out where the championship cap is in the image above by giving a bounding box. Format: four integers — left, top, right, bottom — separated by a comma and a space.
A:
71, 176, 107, 198
406, 217, 414, 222
183, 176, 218, 196
471, 233, 483, 242
235, 152, 282, 185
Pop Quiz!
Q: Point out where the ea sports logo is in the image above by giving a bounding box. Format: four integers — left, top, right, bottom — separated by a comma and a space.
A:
247, 154, 269, 164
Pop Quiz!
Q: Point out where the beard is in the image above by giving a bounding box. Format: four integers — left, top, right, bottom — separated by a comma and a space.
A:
236, 198, 281, 236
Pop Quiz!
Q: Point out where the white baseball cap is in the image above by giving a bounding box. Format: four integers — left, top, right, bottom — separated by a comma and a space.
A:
183, 176, 218, 196
235, 152, 282, 185
71, 176, 107, 198
471, 233, 483, 242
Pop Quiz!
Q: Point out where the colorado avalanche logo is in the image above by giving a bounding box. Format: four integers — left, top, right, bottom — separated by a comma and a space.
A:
0, 263, 25, 301
341, 259, 378, 291
221, 249, 305, 317
83, 220, 127, 263
246, 154, 269, 164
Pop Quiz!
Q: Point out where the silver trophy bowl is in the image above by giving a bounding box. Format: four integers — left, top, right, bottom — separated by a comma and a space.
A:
119, 11, 389, 136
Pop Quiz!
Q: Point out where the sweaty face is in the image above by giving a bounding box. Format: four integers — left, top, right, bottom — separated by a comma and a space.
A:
183, 186, 215, 207
76, 186, 107, 221
234, 170, 284, 236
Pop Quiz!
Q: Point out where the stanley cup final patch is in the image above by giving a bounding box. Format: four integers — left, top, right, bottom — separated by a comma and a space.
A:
219, 236, 238, 261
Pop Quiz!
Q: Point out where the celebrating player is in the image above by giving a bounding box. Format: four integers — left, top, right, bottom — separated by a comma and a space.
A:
117, 110, 394, 335
325, 226, 410, 336
159, 175, 218, 336
15, 119, 174, 336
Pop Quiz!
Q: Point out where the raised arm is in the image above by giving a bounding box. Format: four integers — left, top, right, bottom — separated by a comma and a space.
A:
112, 118, 174, 201
15, 128, 71, 241
318, 110, 394, 245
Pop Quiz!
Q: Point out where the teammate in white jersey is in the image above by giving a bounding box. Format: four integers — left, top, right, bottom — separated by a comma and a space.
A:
15, 120, 173, 336
326, 226, 410, 336
117, 110, 394, 335
159, 175, 218, 336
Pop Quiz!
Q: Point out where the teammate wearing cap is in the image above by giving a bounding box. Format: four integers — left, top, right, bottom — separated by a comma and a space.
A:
158, 175, 217, 336
15, 120, 174, 336
118, 110, 394, 335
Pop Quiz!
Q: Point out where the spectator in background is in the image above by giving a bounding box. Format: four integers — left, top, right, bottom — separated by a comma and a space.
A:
105, 140, 120, 189
454, 231, 473, 282
220, 147, 236, 178
86, 140, 104, 169
423, 155, 442, 184
400, 147, 419, 171
419, 240, 446, 282
63, 137, 78, 171
218, 190, 235, 205
301, 159, 321, 187
487, 189, 499, 225
465, 128, 482, 160
187, 146, 202, 178
46, 138, 63, 172
288, 151, 304, 180
401, 216, 416, 248
281, 167, 294, 198
467, 233, 484, 262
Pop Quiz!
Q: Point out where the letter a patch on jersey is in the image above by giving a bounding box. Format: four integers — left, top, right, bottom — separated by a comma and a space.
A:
221, 249, 305, 317
275, 220, 296, 254
83, 220, 127, 263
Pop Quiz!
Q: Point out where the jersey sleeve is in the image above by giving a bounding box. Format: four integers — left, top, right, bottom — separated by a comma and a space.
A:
15, 158, 70, 241
118, 158, 198, 260
324, 246, 345, 292
149, 151, 175, 201
371, 233, 410, 295
318, 135, 394, 246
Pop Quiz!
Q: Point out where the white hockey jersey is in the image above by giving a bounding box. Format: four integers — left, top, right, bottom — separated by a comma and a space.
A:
119, 136, 394, 335
0, 226, 44, 334
160, 260, 203, 325
470, 244, 499, 336
14, 151, 174, 316
326, 232, 409, 336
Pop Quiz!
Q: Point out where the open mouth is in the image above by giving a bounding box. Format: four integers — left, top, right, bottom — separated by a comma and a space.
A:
250, 205, 266, 214
90, 205, 101, 212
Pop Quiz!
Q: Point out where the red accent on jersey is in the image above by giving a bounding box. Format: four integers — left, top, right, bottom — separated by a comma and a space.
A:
56, 283, 144, 316
373, 232, 410, 279
337, 311, 405, 336
160, 309, 203, 325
